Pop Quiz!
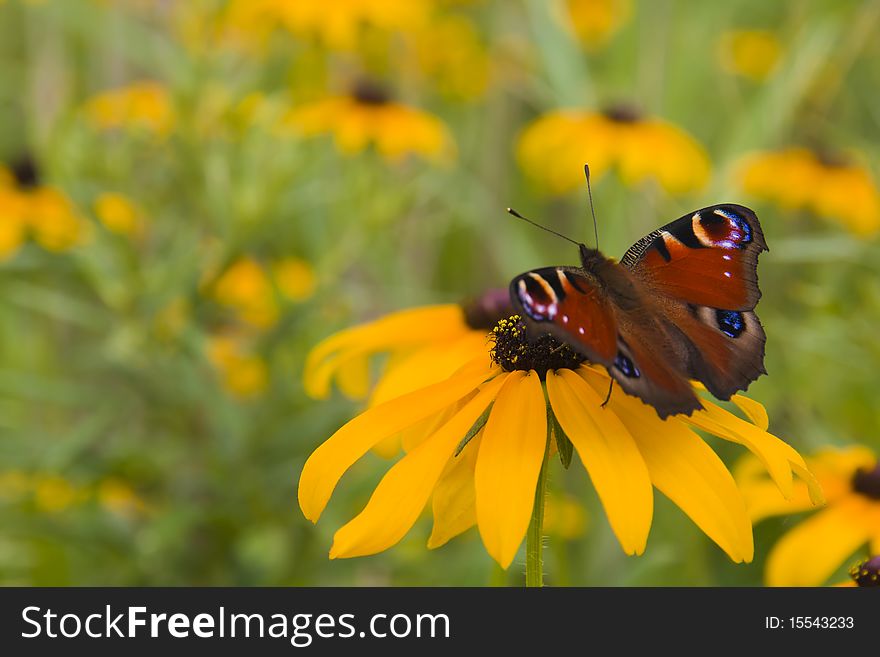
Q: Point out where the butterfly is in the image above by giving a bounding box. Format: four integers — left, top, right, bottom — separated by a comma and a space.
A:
509, 204, 767, 419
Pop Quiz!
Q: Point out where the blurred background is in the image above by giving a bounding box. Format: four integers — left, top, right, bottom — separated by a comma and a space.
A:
0, 0, 878, 586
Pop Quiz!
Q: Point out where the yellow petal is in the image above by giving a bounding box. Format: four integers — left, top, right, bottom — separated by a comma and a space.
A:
427, 430, 482, 549
335, 354, 371, 399
303, 305, 467, 399
730, 394, 769, 430
330, 376, 505, 558
609, 396, 754, 562
369, 332, 488, 407
546, 369, 653, 555
684, 400, 800, 499
765, 497, 874, 586
298, 364, 494, 522
474, 371, 547, 569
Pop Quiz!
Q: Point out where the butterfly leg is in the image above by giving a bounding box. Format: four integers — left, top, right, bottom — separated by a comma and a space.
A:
601, 380, 614, 408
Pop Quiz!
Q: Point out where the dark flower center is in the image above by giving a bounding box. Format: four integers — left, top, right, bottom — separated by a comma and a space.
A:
849, 555, 880, 587
351, 80, 391, 106
490, 315, 585, 377
602, 104, 642, 123
462, 288, 514, 330
852, 464, 880, 500
10, 155, 39, 188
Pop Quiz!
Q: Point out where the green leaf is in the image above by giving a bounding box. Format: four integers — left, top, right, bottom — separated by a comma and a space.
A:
551, 409, 573, 469
454, 403, 493, 457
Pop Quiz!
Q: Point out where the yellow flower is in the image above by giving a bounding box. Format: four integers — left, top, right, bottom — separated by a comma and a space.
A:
94, 192, 145, 238
273, 0, 430, 50
737, 147, 880, 235
273, 257, 317, 303
517, 107, 710, 195
409, 14, 490, 101
736, 446, 880, 587
97, 478, 148, 517
207, 334, 269, 398
84, 81, 174, 136
560, 0, 632, 50
26, 187, 87, 251
211, 257, 279, 329
0, 185, 28, 260
544, 492, 588, 540
299, 315, 821, 569
718, 30, 782, 81
280, 81, 454, 163
304, 290, 511, 404
33, 474, 82, 513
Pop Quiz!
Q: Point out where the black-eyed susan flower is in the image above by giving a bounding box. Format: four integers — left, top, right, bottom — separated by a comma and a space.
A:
736, 446, 880, 586
0, 162, 87, 256
210, 257, 280, 329
273, 257, 317, 303
300, 315, 821, 570
273, 0, 430, 50
717, 30, 783, 82
737, 147, 880, 235
94, 192, 145, 239
558, 0, 632, 50
280, 81, 454, 163
517, 107, 710, 195
84, 81, 174, 137
848, 555, 880, 587
408, 14, 490, 101
206, 333, 270, 398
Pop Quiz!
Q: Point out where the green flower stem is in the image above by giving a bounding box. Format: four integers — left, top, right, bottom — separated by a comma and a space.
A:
526, 434, 551, 587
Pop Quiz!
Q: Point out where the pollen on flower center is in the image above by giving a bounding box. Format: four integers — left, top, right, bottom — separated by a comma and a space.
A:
489, 315, 585, 377
849, 555, 880, 587
351, 80, 391, 106
851, 464, 880, 500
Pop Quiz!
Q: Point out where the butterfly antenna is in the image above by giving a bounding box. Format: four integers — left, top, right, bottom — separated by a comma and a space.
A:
584, 164, 599, 249
507, 208, 581, 247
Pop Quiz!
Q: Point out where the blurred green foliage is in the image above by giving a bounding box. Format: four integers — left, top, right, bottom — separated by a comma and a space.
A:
0, 0, 878, 586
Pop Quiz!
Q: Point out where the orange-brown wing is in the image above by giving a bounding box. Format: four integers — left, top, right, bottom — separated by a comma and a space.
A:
510, 266, 702, 418
621, 204, 766, 311
621, 204, 768, 399
509, 267, 617, 365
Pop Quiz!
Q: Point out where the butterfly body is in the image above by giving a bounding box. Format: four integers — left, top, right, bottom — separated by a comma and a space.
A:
510, 204, 767, 419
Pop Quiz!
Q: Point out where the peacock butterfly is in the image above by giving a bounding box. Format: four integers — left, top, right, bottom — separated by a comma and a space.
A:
509, 201, 767, 419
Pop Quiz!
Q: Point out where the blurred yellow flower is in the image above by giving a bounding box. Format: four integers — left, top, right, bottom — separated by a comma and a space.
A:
94, 192, 145, 238
737, 147, 880, 235
560, 0, 632, 50
281, 81, 455, 163
410, 14, 490, 101
97, 478, 148, 517
544, 492, 589, 540
273, 257, 317, 302
33, 474, 82, 513
84, 81, 174, 136
718, 29, 782, 81
517, 107, 710, 195
207, 334, 269, 398
300, 314, 820, 568
0, 185, 28, 260
736, 446, 880, 586
27, 188, 88, 252
211, 257, 279, 329
273, 0, 430, 50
